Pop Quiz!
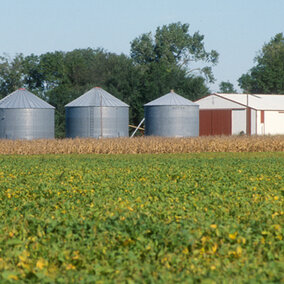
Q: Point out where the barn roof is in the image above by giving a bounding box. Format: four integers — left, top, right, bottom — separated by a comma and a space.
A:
144, 90, 198, 106
65, 87, 129, 107
215, 93, 284, 110
0, 88, 55, 109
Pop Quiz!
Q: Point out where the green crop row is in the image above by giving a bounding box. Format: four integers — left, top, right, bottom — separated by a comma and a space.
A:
0, 153, 283, 283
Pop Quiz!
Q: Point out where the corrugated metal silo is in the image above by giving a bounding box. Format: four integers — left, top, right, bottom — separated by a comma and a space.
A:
144, 90, 199, 137
65, 87, 129, 138
0, 88, 55, 140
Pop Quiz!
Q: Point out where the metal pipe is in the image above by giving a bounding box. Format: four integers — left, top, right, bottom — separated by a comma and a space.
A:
130, 118, 145, 138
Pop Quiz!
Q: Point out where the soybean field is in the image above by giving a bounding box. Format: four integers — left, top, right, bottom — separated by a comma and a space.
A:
0, 153, 283, 283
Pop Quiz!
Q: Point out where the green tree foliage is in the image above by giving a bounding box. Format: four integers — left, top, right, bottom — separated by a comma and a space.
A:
22, 54, 44, 91
0, 54, 25, 98
219, 81, 237, 93
131, 22, 219, 82
238, 33, 284, 94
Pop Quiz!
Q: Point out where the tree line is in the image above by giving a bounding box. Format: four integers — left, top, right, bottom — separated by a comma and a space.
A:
0, 22, 283, 137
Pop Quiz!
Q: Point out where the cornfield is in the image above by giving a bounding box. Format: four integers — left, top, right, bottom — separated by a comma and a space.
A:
0, 136, 283, 155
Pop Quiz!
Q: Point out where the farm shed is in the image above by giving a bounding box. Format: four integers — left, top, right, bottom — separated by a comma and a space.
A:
195, 93, 284, 135
65, 87, 129, 138
0, 88, 55, 140
144, 90, 199, 137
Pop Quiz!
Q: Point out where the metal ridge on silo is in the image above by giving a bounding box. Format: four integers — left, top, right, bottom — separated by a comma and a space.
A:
65, 87, 129, 107
0, 88, 55, 109
144, 90, 198, 106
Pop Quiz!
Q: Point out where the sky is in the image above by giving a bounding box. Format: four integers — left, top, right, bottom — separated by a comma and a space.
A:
1, 0, 283, 92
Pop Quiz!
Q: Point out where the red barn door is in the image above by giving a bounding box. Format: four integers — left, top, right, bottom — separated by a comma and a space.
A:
199, 110, 212, 136
199, 110, 232, 136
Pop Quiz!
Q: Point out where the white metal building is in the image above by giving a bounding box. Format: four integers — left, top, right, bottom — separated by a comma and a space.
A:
196, 93, 284, 135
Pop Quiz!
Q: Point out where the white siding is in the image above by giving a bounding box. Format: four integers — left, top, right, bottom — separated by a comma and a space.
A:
197, 94, 284, 135
264, 111, 284, 135
197, 95, 245, 109
216, 94, 284, 110
251, 109, 257, 135
256, 110, 265, 135
232, 109, 246, 135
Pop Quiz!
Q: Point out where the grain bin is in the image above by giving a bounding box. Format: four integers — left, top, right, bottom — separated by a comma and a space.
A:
0, 88, 55, 140
65, 87, 129, 138
144, 90, 199, 137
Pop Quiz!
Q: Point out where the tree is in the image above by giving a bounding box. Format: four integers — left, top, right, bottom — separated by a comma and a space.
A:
219, 81, 236, 93
0, 54, 25, 98
21, 54, 43, 92
129, 22, 218, 123
131, 22, 219, 82
238, 33, 284, 94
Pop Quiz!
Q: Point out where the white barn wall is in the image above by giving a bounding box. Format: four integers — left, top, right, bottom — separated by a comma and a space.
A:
232, 109, 246, 134
264, 111, 284, 134
256, 111, 264, 135
197, 95, 245, 109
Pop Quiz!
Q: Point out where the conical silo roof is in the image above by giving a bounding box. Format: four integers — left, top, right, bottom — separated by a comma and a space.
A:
65, 87, 129, 107
144, 90, 198, 106
0, 88, 54, 109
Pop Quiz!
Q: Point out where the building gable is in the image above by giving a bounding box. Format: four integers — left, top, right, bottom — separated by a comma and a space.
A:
196, 94, 245, 110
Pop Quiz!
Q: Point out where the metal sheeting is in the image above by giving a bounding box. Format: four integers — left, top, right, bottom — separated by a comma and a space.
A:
65, 87, 129, 138
0, 89, 55, 140
65, 87, 129, 107
65, 106, 129, 138
0, 109, 55, 139
144, 91, 199, 137
0, 88, 54, 109
144, 90, 198, 106
214, 93, 284, 111
145, 106, 199, 137
232, 109, 246, 135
